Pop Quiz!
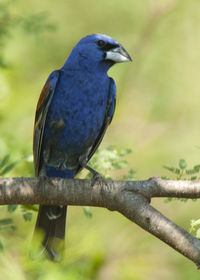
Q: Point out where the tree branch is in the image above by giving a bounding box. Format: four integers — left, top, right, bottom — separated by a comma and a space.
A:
0, 176, 200, 268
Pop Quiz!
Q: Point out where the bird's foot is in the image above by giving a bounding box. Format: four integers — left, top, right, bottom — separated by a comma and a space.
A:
90, 170, 104, 188
83, 165, 104, 187
89, 170, 108, 202
78, 157, 108, 188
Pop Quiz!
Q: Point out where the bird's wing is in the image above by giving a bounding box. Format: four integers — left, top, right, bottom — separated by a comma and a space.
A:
86, 77, 116, 163
33, 70, 60, 176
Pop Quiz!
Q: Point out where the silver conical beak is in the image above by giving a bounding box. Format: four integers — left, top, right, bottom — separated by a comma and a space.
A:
105, 45, 132, 63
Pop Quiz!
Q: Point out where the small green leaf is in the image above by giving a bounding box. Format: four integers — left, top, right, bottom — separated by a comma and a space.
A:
164, 197, 174, 203
161, 176, 169, 180
196, 229, 200, 239
119, 148, 132, 157
129, 168, 136, 174
0, 218, 13, 226
192, 199, 197, 202
112, 160, 127, 170
0, 225, 16, 232
179, 198, 188, 202
163, 165, 180, 174
123, 168, 136, 180
23, 212, 32, 222
194, 165, 200, 172
0, 240, 4, 251
7, 205, 18, 212
0, 161, 18, 176
10, 225, 17, 231
179, 159, 187, 169
82, 207, 93, 218
22, 205, 39, 212
107, 146, 115, 151
186, 169, 197, 175
191, 219, 200, 229
0, 155, 9, 170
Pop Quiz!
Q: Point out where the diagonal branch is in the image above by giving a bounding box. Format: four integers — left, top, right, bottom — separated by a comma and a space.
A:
0, 176, 200, 268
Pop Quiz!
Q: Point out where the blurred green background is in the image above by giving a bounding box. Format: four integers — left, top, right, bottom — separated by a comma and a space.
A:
1, 0, 200, 279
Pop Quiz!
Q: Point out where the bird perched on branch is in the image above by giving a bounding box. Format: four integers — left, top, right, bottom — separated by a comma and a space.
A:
33, 34, 132, 260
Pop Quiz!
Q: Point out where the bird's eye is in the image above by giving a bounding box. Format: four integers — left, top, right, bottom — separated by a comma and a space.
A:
97, 40, 106, 48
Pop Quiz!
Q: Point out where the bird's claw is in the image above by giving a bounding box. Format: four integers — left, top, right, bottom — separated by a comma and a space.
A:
90, 171, 107, 188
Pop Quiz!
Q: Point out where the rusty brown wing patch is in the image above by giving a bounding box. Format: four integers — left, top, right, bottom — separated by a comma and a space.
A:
33, 70, 60, 176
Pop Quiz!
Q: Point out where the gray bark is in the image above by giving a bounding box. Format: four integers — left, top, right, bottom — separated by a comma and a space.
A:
0, 176, 200, 268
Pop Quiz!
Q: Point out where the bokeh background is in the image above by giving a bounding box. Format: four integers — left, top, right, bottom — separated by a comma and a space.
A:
1, 0, 200, 279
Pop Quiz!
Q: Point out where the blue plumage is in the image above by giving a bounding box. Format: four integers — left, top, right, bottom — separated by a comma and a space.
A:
33, 34, 131, 260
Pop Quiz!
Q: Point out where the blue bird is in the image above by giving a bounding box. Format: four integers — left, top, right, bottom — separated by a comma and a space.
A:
33, 34, 132, 260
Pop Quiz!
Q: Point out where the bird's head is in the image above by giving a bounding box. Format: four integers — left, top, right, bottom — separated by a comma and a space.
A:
63, 34, 132, 72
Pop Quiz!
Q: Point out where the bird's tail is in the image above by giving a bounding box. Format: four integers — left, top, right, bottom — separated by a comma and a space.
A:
34, 205, 67, 261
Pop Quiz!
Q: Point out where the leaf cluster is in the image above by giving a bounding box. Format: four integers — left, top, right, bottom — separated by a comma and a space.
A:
0, 0, 55, 68
84, 145, 135, 180
163, 159, 200, 238
0, 154, 37, 249
0, 154, 18, 176
163, 159, 200, 181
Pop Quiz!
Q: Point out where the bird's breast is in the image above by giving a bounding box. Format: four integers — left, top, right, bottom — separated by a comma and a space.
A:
41, 71, 109, 170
